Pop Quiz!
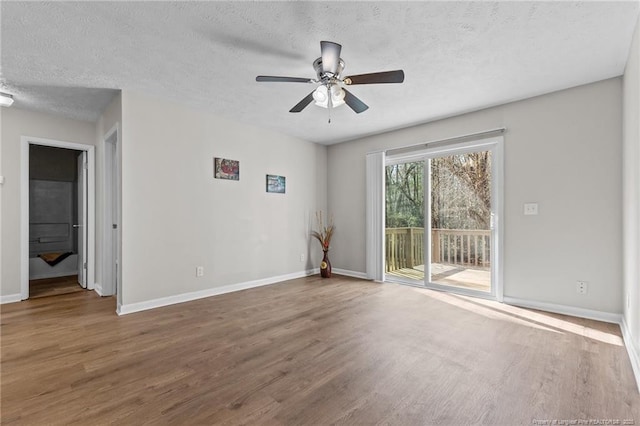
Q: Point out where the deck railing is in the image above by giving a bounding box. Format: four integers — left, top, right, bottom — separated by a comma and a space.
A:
385, 227, 491, 272
385, 227, 425, 271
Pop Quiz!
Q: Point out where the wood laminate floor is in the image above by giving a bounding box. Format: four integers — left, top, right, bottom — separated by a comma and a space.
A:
1, 275, 638, 425
28, 275, 84, 299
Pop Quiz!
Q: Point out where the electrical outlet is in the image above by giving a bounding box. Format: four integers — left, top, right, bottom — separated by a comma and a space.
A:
576, 281, 588, 295
300, 253, 305, 262
196, 266, 204, 277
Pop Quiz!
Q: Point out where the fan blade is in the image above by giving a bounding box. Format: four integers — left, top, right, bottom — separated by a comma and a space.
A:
344, 70, 405, 85
256, 76, 314, 83
289, 91, 315, 113
343, 89, 369, 114
320, 41, 342, 75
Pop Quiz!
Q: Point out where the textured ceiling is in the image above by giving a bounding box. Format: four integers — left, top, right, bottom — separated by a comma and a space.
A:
1, 1, 639, 145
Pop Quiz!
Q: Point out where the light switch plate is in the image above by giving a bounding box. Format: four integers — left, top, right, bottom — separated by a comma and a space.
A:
524, 203, 538, 215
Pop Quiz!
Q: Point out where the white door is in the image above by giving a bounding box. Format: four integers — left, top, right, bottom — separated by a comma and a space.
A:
103, 136, 118, 296
76, 151, 87, 288
111, 141, 118, 295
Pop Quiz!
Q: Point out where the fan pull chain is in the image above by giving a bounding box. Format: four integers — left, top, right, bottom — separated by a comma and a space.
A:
327, 83, 332, 124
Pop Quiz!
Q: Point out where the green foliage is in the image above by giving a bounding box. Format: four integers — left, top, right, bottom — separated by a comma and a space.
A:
386, 212, 424, 228
385, 162, 424, 228
386, 152, 492, 230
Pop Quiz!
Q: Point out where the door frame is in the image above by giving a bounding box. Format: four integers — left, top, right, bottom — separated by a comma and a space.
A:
384, 136, 504, 301
101, 123, 120, 297
77, 150, 88, 288
20, 136, 96, 300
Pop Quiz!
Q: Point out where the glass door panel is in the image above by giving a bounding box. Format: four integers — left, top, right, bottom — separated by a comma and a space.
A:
429, 151, 492, 293
385, 161, 425, 284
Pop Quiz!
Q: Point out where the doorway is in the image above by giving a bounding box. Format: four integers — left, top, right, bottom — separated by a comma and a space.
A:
20, 137, 95, 300
384, 137, 503, 300
28, 145, 86, 297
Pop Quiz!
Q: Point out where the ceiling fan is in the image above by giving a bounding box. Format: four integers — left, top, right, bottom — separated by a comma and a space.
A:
256, 41, 404, 121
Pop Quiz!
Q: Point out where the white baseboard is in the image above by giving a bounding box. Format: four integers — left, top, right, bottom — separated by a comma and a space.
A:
332, 268, 369, 280
621, 318, 640, 393
94, 283, 104, 297
502, 297, 640, 391
502, 297, 622, 324
0, 294, 22, 304
117, 269, 318, 315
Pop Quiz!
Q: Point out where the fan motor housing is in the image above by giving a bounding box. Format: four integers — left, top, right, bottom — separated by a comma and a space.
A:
313, 57, 345, 81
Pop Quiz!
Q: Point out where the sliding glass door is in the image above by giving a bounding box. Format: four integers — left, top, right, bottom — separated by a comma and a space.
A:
428, 151, 492, 293
384, 137, 502, 299
385, 161, 425, 284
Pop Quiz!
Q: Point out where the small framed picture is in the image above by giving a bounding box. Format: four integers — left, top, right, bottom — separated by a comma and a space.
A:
266, 174, 286, 194
214, 158, 239, 180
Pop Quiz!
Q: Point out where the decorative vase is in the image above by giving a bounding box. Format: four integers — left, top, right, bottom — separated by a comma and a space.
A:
320, 250, 332, 278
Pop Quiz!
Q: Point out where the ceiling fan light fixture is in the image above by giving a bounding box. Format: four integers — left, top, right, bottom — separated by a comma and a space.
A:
0, 92, 14, 107
256, 40, 403, 116
331, 85, 345, 106
313, 85, 328, 105
313, 85, 345, 109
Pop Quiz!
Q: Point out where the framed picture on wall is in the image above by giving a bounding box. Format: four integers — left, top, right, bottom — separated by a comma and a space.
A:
266, 174, 286, 194
214, 158, 239, 180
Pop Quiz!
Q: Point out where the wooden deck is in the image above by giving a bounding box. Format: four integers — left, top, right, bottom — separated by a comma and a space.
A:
386, 263, 491, 292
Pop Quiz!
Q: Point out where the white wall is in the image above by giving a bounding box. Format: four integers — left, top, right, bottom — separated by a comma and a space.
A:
0, 108, 96, 298
623, 15, 640, 363
327, 78, 623, 315
119, 91, 327, 306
